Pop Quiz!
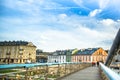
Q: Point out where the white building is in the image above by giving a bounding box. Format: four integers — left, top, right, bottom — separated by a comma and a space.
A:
48, 55, 66, 63
47, 50, 66, 63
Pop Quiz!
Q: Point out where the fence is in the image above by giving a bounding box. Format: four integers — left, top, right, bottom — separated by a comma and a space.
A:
99, 62, 120, 80
0, 62, 91, 80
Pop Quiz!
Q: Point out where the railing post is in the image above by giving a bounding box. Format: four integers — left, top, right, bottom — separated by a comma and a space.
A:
79, 63, 80, 69
64, 63, 66, 76
25, 67, 28, 80
45, 64, 48, 80
69, 63, 71, 73
2, 75, 6, 80
57, 64, 60, 78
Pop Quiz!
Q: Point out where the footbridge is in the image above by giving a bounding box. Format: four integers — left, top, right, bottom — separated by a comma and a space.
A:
0, 29, 120, 80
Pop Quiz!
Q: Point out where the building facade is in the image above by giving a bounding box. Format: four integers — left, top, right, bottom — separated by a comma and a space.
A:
0, 41, 36, 64
47, 51, 66, 63
72, 48, 108, 63
47, 49, 78, 63
36, 49, 48, 63
48, 55, 66, 63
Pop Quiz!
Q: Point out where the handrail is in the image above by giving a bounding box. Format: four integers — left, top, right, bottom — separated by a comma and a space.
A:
105, 29, 120, 66
0, 62, 83, 69
0, 62, 91, 80
99, 62, 120, 80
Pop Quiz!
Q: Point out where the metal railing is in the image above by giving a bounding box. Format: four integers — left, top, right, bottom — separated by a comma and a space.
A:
0, 62, 91, 80
105, 29, 120, 66
99, 62, 120, 80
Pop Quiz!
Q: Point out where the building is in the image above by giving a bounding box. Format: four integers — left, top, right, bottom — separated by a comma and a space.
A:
36, 49, 48, 63
47, 49, 76, 63
72, 48, 108, 63
0, 41, 36, 64
47, 50, 66, 63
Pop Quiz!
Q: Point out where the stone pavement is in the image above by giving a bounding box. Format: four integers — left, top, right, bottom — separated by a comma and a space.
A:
61, 66, 101, 80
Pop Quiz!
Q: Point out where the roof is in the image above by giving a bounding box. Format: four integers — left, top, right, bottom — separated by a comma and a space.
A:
50, 49, 74, 55
0, 41, 36, 47
52, 50, 67, 55
76, 48, 100, 55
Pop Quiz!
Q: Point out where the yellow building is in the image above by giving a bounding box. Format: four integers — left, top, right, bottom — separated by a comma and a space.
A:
72, 48, 108, 63
0, 41, 36, 64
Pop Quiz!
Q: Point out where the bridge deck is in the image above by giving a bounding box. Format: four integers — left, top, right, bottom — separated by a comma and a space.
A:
61, 66, 101, 80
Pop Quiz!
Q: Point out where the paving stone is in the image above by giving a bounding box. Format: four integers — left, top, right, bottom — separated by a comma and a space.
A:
61, 67, 101, 80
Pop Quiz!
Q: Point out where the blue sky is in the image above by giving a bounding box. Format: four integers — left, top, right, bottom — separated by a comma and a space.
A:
0, 0, 120, 51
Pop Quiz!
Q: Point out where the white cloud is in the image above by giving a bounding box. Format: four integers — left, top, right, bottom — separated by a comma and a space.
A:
98, 0, 109, 9
1, 0, 120, 52
1, 12, 120, 52
73, 0, 83, 5
0, 18, 119, 52
36, 23, 119, 51
100, 19, 116, 26
89, 9, 102, 17
58, 14, 67, 20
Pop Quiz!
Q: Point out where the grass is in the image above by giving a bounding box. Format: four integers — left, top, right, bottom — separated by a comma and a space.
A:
47, 74, 58, 78
0, 69, 17, 73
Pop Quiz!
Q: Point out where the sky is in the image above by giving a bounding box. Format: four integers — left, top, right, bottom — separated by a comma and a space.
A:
0, 0, 120, 52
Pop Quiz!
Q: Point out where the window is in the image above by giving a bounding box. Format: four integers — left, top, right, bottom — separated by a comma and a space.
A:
19, 53, 23, 55
86, 56, 87, 61
19, 49, 24, 51
60, 56, 61, 59
79, 57, 81, 62
16, 59, 18, 62
93, 56, 94, 61
89, 56, 91, 61
23, 59, 26, 62
6, 52, 11, 55
0, 49, 2, 54
84, 56, 86, 61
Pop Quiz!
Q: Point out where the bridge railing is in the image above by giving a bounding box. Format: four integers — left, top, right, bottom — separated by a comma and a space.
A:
0, 62, 91, 80
99, 62, 120, 80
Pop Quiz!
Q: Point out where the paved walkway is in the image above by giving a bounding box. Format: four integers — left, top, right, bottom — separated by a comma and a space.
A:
61, 67, 101, 80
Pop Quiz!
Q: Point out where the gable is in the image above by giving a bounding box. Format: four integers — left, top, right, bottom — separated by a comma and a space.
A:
92, 48, 108, 56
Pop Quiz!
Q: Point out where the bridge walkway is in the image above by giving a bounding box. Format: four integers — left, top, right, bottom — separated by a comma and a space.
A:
61, 66, 101, 80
